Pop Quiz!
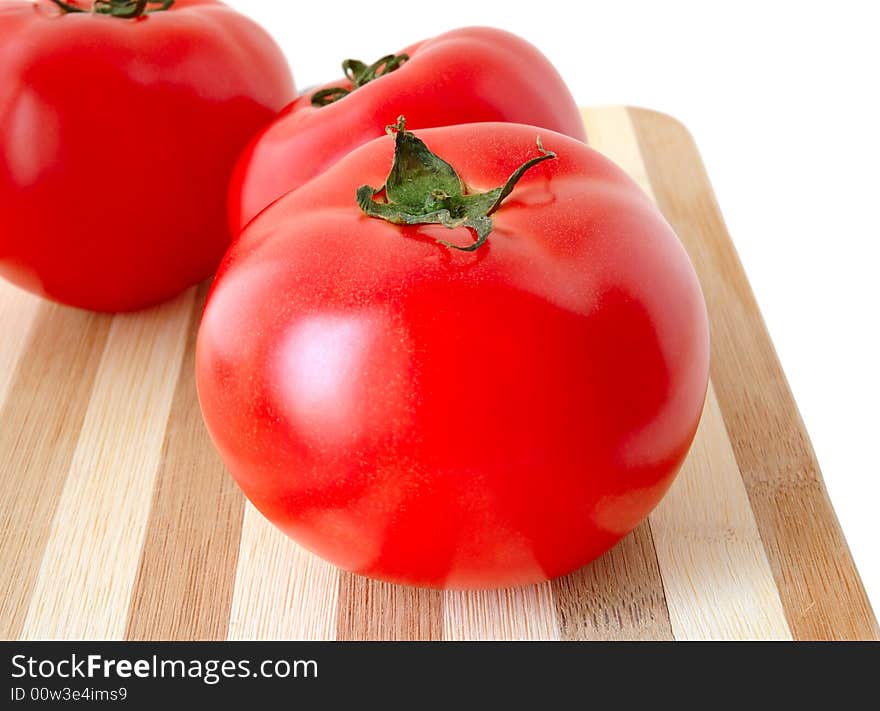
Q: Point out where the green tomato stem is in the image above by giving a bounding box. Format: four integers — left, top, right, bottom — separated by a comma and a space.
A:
48, 0, 174, 17
312, 53, 410, 107
357, 116, 557, 252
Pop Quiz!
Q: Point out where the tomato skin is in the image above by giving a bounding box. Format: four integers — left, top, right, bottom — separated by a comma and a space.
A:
0, 0, 294, 312
197, 122, 710, 589
229, 26, 587, 233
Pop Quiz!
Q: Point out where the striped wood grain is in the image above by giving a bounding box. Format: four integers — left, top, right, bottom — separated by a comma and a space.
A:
0, 107, 875, 641
552, 521, 673, 641
584, 106, 790, 640
19, 290, 194, 640
650, 385, 791, 640
227, 503, 339, 641
628, 107, 879, 640
336, 574, 443, 641
443, 585, 560, 641
125, 284, 246, 641
0, 303, 112, 639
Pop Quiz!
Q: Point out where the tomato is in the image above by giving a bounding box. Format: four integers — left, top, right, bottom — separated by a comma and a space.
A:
229, 26, 587, 233
0, 0, 294, 312
196, 119, 710, 589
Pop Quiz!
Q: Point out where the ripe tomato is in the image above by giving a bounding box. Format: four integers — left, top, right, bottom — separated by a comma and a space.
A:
0, 0, 294, 312
196, 120, 710, 589
229, 26, 587, 233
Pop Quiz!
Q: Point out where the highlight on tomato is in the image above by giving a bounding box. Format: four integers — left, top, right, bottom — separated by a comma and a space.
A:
228, 26, 587, 233
196, 117, 710, 589
0, 0, 295, 312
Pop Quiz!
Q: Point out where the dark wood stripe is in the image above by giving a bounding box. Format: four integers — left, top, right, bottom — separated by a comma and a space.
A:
629, 107, 879, 640
125, 283, 246, 641
0, 304, 112, 639
553, 521, 673, 640
336, 573, 443, 640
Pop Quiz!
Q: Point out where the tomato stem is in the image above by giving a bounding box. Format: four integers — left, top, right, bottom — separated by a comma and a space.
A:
48, 0, 174, 17
311, 53, 409, 107
357, 116, 556, 252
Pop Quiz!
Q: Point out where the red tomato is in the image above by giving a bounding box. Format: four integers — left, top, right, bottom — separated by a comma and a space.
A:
196, 120, 710, 589
0, 0, 294, 312
229, 26, 587, 233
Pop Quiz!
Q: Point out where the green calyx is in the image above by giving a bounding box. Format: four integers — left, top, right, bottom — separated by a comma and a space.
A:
311, 53, 409, 108
356, 117, 557, 252
48, 0, 174, 18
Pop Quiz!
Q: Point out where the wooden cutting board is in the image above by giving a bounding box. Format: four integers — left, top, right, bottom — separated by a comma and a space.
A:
1, 107, 876, 642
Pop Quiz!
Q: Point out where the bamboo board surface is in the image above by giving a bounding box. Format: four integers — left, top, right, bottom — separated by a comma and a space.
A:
0, 107, 876, 641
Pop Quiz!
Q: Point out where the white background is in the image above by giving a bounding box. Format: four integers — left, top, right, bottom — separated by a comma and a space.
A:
227, 0, 880, 615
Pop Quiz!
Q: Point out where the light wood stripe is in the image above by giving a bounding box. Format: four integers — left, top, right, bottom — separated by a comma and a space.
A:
629, 107, 879, 640
584, 105, 792, 640
227, 503, 339, 640
335, 574, 443, 640
0, 304, 112, 639
126, 284, 246, 641
0, 282, 41, 408
19, 290, 194, 640
649, 386, 791, 640
443, 584, 560, 640
553, 522, 673, 640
